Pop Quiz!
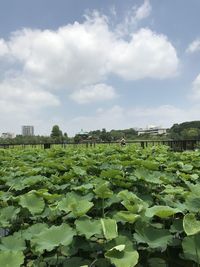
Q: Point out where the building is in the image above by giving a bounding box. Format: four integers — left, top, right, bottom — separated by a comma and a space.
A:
137, 125, 167, 136
22, 126, 34, 136
1, 132, 15, 139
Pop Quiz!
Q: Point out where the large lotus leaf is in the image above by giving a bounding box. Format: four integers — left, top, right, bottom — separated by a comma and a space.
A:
185, 195, 200, 212
105, 235, 135, 252
101, 218, 118, 240
114, 211, 140, 224
100, 169, 123, 179
70, 199, 94, 217
94, 182, 113, 199
183, 213, 200, 236
35, 189, 61, 202
19, 191, 45, 215
21, 175, 47, 187
134, 224, 172, 250
182, 234, 200, 263
180, 163, 193, 172
72, 166, 87, 176
117, 190, 146, 213
105, 245, 139, 267
162, 185, 185, 195
145, 205, 181, 218
72, 183, 93, 193
22, 223, 48, 240
58, 195, 93, 217
0, 233, 26, 251
0, 251, 24, 267
141, 160, 159, 171
0, 206, 20, 227
75, 216, 102, 239
31, 223, 76, 253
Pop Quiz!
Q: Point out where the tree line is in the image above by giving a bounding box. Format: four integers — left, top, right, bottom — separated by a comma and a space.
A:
1, 121, 200, 144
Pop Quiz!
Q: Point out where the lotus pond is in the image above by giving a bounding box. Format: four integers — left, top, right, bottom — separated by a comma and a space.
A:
0, 144, 200, 266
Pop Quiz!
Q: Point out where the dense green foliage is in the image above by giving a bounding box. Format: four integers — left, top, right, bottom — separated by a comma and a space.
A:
1, 145, 200, 266
170, 121, 200, 140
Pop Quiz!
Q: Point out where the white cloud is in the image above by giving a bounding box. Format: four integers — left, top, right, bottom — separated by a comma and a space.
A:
135, 0, 152, 21
186, 39, 200, 53
115, 0, 152, 37
0, 39, 8, 57
0, 7, 181, 134
0, 10, 178, 91
110, 28, 178, 80
190, 74, 200, 100
70, 83, 118, 104
0, 77, 59, 111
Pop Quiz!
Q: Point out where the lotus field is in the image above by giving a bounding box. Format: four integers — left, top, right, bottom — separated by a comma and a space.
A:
1, 145, 200, 266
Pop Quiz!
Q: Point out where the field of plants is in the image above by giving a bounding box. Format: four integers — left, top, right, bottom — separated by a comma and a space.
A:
0, 144, 200, 266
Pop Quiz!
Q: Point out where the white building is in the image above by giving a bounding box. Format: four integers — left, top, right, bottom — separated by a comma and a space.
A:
1, 132, 15, 139
137, 125, 167, 136
22, 126, 34, 136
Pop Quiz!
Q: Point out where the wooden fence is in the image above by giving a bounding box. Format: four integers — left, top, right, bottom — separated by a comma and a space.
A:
0, 139, 199, 151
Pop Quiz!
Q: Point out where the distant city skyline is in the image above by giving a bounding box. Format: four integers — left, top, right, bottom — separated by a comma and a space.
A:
0, 0, 200, 135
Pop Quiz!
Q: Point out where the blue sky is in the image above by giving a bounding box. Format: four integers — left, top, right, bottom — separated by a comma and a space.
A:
0, 0, 200, 136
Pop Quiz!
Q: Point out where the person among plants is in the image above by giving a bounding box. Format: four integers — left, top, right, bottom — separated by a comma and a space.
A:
120, 137, 126, 146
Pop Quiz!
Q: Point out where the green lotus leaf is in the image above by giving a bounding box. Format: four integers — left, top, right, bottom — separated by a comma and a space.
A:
94, 182, 113, 199
100, 169, 123, 179
145, 205, 181, 218
0, 206, 20, 227
117, 190, 146, 213
72, 166, 86, 176
134, 224, 172, 250
31, 223, 76, 253
114, 211, 140, 223
183, 213, 200, 236
58, 192, 94, 217
70, 199, 94, 217
0, 233, 26, 251
75, 216, 102, 239
22, 223, 49, 240
0, 251, 24, 267
181, 164, 193, 172
19, 191, 45, 215
101, 218, 118, 240
185, 196, 200, 212
105, 246, 139, 267
21, 175, 47, 187
182, 234, 200, 263
105, 235, 135, 252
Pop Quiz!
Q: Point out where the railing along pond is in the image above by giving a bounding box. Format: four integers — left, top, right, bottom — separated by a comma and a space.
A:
0, 139, 200, 151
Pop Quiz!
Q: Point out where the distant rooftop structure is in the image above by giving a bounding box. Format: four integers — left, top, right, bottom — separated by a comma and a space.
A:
22, 125, 34, 136
77, 129, 89, 136
137, 126, 167, 136
1, 132, 15, 139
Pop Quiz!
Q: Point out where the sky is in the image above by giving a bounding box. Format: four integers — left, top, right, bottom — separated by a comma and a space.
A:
0, 0, 200, 136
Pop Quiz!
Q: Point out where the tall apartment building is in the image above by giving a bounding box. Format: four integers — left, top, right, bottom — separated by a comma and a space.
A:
22, 126, 34, 136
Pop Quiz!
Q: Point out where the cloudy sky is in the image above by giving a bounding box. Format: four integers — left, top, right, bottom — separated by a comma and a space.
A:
0, 0, 200, 136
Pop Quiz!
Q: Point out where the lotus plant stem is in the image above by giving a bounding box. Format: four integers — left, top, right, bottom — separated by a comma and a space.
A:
102, 198, 105, 218
195, 235, 200, 267
89, 259, 98, 267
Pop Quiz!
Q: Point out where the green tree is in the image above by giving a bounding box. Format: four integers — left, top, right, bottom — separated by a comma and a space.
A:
50, 125, 63, 142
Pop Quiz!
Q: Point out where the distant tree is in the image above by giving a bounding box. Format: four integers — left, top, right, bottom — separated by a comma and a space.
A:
170, 121, 200, 140
181, 128, 200, 139
50, 125, 63, 142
